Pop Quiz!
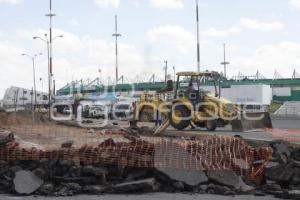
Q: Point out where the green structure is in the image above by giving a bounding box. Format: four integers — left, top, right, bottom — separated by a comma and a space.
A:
56, 77, 300, 102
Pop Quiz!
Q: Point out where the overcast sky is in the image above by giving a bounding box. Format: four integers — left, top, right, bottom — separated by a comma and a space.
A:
1, 0, 300, 98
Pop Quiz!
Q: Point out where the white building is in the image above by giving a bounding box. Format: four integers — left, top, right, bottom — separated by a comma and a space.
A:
2, 86, 48, 108
201, 84, 272, 105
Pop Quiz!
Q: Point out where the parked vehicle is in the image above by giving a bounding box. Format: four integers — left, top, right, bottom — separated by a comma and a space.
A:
62, 107, 72, 115
89, 104, 108, 119
112, 101, 135, 120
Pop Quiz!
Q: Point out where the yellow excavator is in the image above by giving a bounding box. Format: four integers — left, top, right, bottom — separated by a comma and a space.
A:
131, 71, 272, 135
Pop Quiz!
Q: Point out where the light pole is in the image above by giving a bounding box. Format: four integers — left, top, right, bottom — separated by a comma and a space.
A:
164, 60, 168, 83
33, 34, 63, 116
112, 15, 122, 83
220, 43, 230, 79
195, 0, 200, 72
22, 53, 42, 110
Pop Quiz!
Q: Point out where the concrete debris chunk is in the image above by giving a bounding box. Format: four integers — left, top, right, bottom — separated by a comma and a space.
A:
13, 170, 44, 194
38, 183, 54, 195
291, 149, 300, 161
270, 140, 291, 163
207, 170, 239, 188
156, 168, 208, 186
0, 133, 14, 146
265, 163, 294, 182
113, 178, 160, 193
287, 190, 300, 199
83, 185, 109, 194
237, 176, 254, 193
82, 165, 108, 177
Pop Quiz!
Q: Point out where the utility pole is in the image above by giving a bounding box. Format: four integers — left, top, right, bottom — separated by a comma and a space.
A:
53, 79, 56, 101
220, 43, 230, 79
46, 0, 56, 108
33, 33, 63, 117
164, 60, 168, 83
195, 0, 200, 72
112, 15, 122, 83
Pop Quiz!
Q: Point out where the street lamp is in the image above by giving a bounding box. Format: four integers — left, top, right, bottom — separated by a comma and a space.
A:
21, 53, 43, 110
195, 0, 200, 72
164, 61, 168, 83
33, 34, 63, 116
220, 43, 230, 79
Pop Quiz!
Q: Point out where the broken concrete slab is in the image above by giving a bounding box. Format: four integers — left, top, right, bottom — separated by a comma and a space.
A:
83, 185, 109, 194
206, 170, 239, 188
237, 176, 254, 193
38, 183, 54, 195
113, 178, 160, 193
13, 170, 44, 195
82, 165, 108, 178
270, 140, 291, 163
291, 148, 300, 161
265, 163, 294, 182
287, 190, 300, 199
155, 168, 208, 186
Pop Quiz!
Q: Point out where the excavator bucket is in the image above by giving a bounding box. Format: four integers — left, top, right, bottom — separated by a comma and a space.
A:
231, 112, 273, 132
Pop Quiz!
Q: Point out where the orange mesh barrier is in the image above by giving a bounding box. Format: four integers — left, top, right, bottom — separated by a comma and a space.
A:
0, 129, 273, 180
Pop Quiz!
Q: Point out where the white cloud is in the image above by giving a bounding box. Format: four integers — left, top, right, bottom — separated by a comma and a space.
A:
94, 0, 120, 8
231, 42, 300, 77
240, 18, 284, 31
201, 27, 242, 37
0, 0, 22, 4
289, 0, 300, 9
149, 0, 184, 9
0, 28, 165, 98
68, 19, 79, 26
147, 24, 195, 54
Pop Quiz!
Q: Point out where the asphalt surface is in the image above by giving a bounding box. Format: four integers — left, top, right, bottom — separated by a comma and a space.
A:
163, 117, 300, 143
0, 193, 278, 200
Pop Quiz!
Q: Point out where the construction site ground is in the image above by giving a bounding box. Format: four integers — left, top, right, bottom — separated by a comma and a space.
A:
0, 111, 299, 150
0, 111, 299, 199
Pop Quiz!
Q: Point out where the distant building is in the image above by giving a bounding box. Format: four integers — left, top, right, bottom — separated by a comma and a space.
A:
2, 86, 48, 109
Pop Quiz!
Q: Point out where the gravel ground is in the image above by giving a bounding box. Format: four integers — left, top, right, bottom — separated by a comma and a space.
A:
0, 193, 278, 200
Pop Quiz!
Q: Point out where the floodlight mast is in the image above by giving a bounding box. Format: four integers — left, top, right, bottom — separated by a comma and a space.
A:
112, 15, 122, 83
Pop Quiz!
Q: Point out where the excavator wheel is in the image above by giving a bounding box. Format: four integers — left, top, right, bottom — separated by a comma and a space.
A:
206, 120, 217, 131
169, 105, 191, 130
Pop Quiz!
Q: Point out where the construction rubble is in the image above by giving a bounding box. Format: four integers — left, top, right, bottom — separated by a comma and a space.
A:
0, 127, 300, 199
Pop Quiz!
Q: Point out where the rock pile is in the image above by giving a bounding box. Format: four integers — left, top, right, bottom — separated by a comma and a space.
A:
0, 160, 255, 196
262, 140, 300, 199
